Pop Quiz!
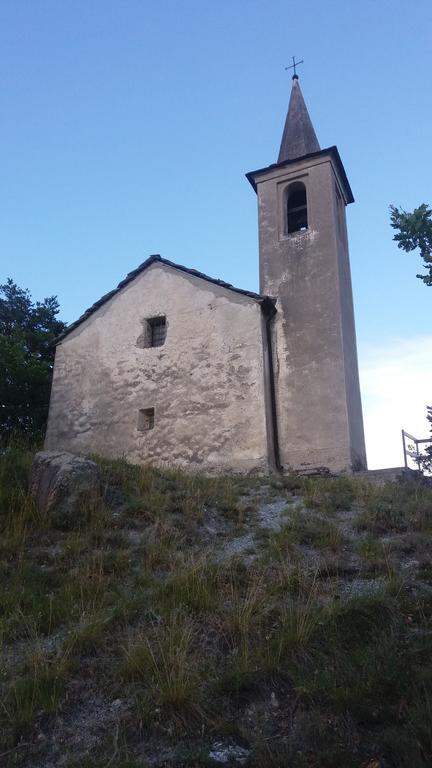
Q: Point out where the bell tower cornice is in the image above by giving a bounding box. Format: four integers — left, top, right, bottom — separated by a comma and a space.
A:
246, 146, 354, 205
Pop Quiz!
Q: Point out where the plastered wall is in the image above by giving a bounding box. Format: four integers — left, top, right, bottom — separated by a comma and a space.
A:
45, 263, 270, 473
255, 154, 367, 472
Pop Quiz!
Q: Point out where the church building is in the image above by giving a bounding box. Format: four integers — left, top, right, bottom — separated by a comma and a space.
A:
45, 75, 367, 474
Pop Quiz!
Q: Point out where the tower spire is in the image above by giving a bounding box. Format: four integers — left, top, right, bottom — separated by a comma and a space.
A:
278, 76, 320, 163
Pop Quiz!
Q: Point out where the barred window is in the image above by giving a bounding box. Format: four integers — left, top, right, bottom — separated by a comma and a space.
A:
148, 316, 166, 347
138, 408, 155, 431
137, 316, 167, 349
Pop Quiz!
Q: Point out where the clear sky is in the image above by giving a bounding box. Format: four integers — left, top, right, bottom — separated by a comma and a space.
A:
1, 0, 431, 468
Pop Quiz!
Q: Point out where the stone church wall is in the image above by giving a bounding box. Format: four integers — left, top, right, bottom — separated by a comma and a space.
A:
45, 262, 270, 473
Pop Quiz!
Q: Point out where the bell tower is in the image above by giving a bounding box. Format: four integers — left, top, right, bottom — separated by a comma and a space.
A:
247, 75, 367, 472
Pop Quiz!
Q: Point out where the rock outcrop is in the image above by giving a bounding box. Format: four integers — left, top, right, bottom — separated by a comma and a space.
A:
30, 451, 101, 528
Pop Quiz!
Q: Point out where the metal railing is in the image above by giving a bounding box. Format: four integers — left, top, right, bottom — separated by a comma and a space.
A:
401, 429, 432, 471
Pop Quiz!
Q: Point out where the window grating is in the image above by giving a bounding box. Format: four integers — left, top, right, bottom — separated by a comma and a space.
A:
148, 316, 166, 347
138, 407, 155, 431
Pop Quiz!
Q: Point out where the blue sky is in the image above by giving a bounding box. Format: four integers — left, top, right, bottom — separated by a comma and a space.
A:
1, 0, 431, 467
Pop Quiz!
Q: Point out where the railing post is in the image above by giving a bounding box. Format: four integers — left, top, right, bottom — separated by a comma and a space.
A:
402, 429, 408, 469
414, 438, 421, 471
402, 428, 432, 473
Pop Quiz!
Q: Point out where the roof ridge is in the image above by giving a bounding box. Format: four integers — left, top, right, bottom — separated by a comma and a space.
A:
56, 255, 275, 343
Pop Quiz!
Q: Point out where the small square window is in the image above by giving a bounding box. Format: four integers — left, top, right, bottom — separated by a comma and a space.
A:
136, 316, 167, 349
138, 407, 154, 431
148, 316, 166, 347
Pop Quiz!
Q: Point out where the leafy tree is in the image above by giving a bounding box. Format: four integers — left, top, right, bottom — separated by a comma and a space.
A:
390, 203, 432, 286
391, 203, 432, 471
0, 279, 66, 446
422, 407, 432, 472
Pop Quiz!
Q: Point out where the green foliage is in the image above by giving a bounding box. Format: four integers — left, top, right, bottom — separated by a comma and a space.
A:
413, 405, 432, 474
0, 443, 34, 519
0, 279, 66, 445
390, 202, 432, 286
390, 204, 432, 470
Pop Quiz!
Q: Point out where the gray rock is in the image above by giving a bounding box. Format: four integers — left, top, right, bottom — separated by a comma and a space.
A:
340, 577, 385, 599
221, 533, 256, 559
257, 498, 291, 530
30, 451, 101, 529
209, 740, 251, 765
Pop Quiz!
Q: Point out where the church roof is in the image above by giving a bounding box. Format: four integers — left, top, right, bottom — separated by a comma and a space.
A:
56, 255, 276, 343
278, 76, 320, 162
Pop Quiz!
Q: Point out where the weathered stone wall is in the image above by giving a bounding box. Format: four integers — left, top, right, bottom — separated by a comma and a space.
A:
333, 173, 368, 470
255, 153, 367, 472
45, 263, 270, 473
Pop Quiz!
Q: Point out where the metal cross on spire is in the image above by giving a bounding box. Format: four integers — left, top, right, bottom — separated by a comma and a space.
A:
285, 56, 304, 79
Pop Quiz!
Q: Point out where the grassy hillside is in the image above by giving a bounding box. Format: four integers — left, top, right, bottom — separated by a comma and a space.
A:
1, 449, 432, 767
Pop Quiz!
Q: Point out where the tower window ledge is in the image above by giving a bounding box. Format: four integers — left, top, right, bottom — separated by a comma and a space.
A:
279, 228, 315, 243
